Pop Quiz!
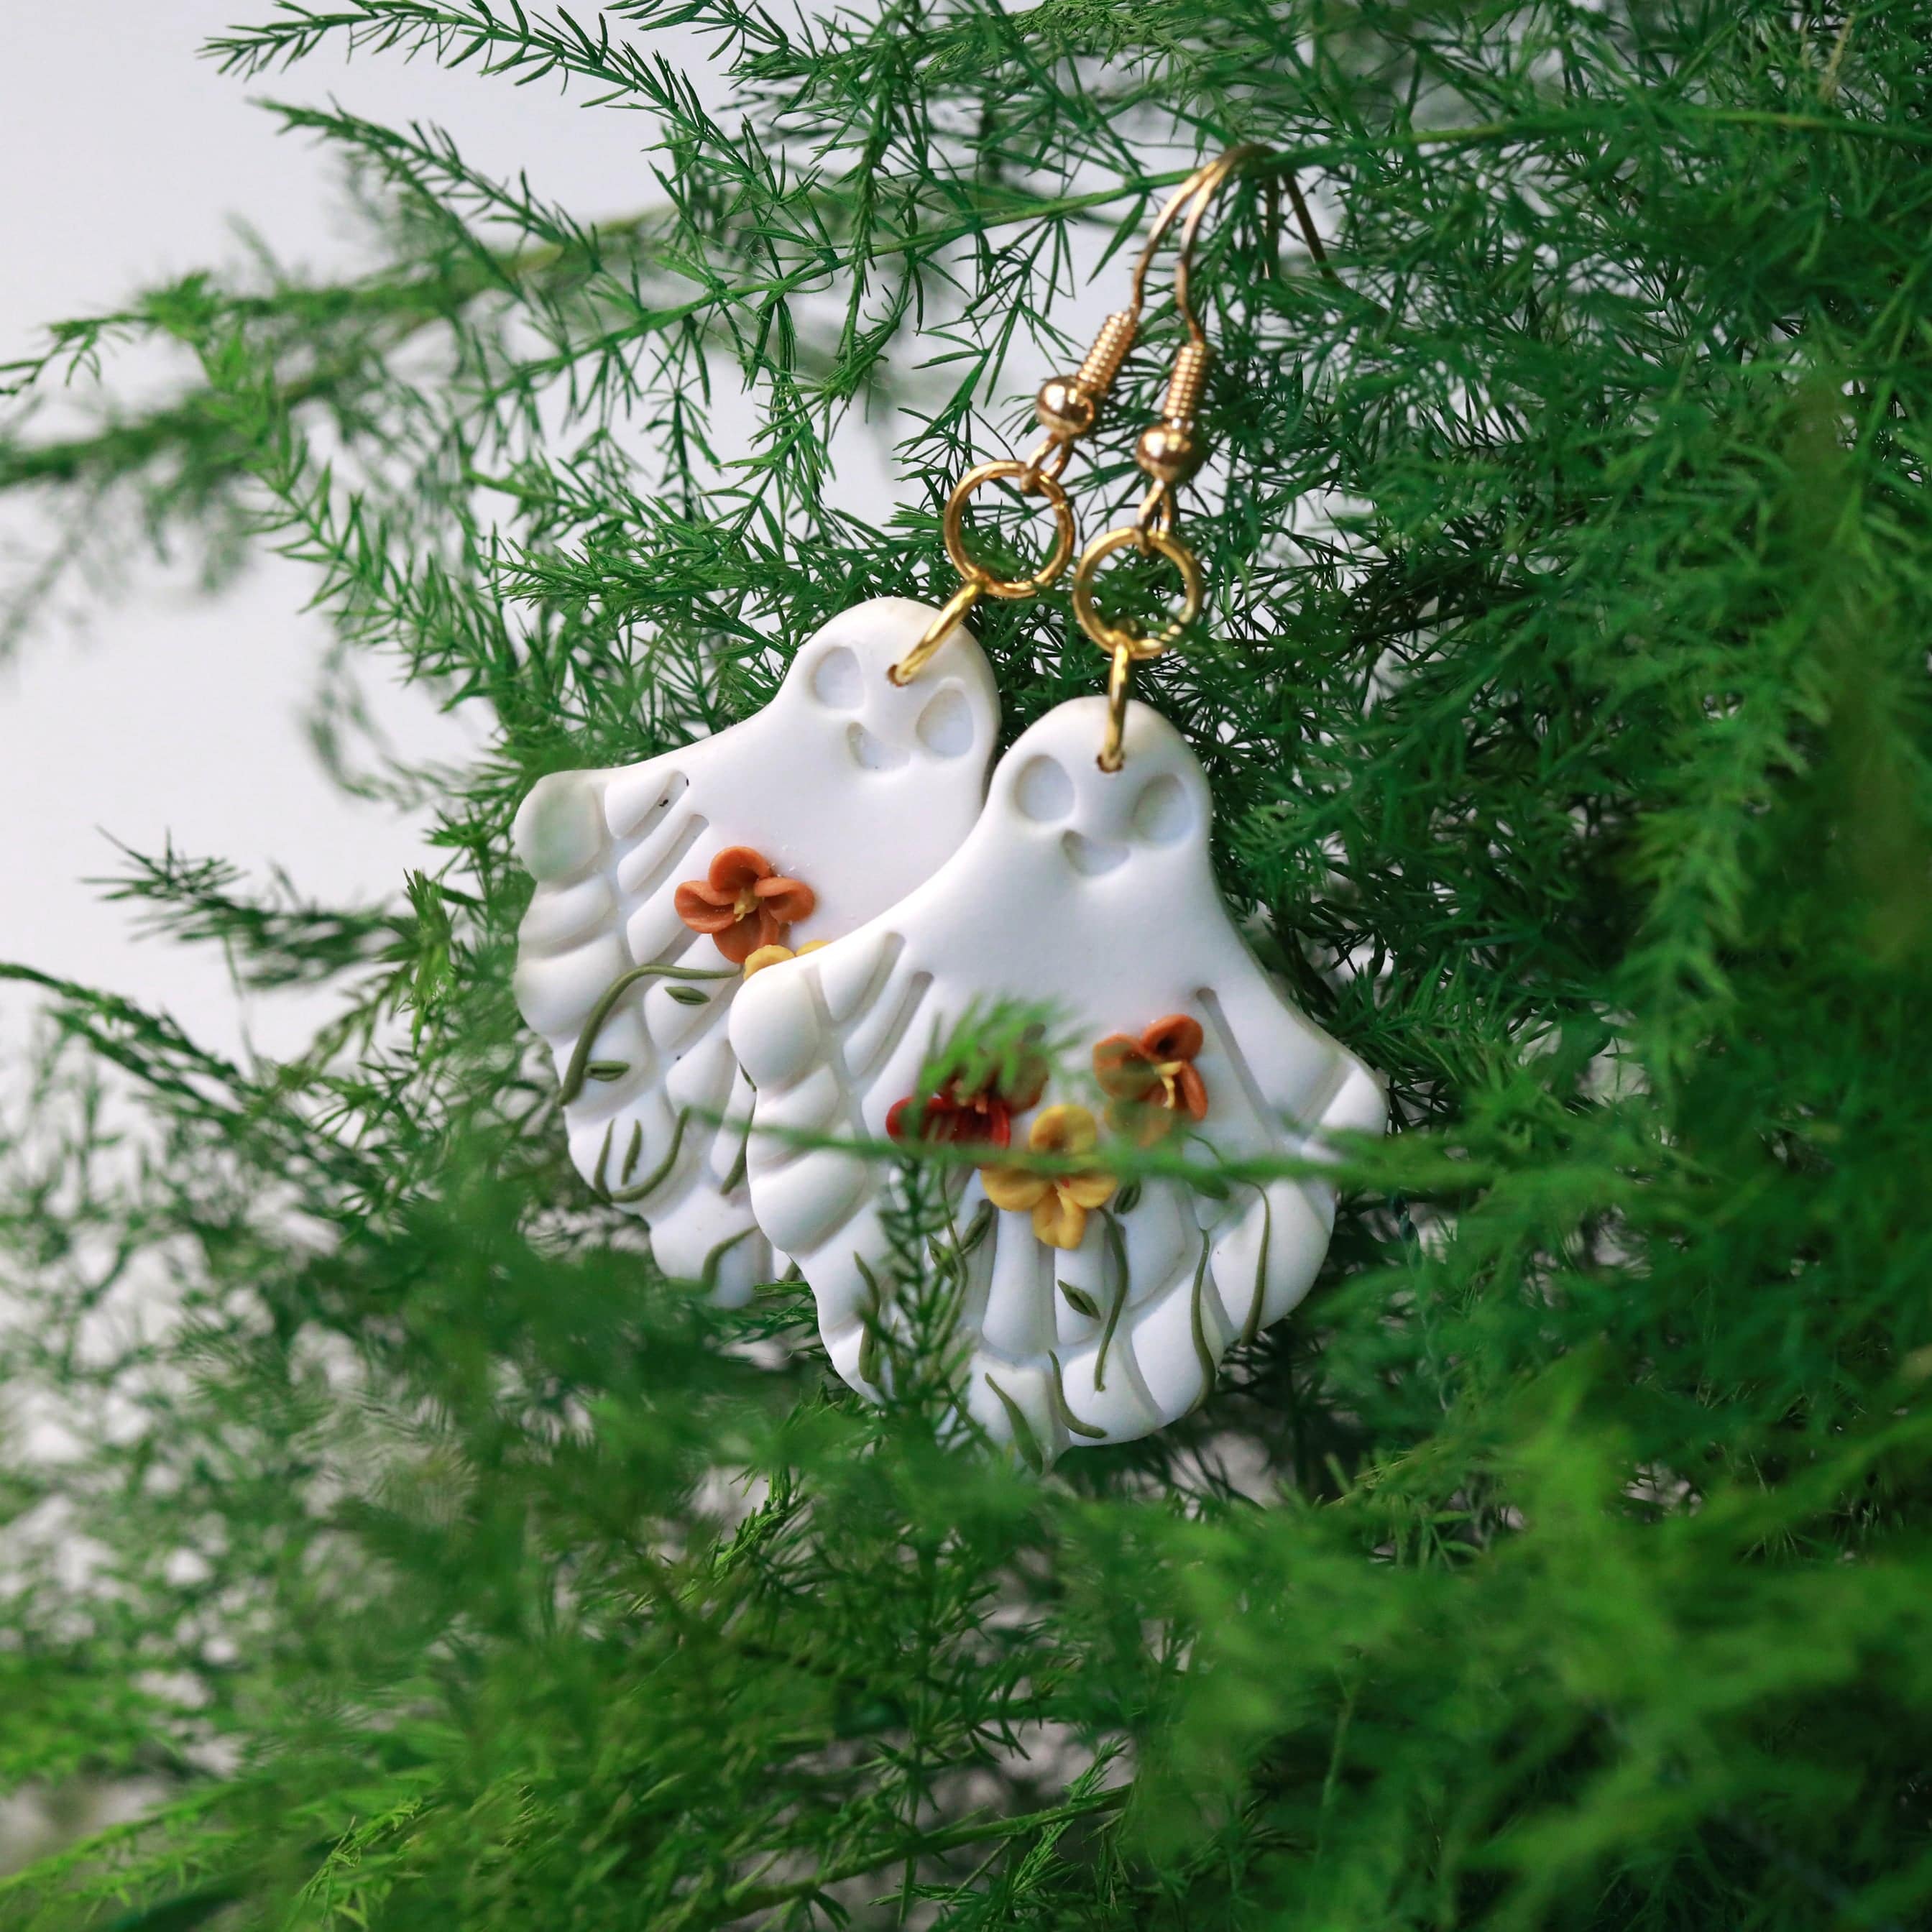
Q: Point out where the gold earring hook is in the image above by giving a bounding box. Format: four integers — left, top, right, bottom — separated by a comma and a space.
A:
891, 147, 1289, 687
1073, 142, 1319, 770
1133, 141, 1265, 346
895, 144, 1325, 698
1160, 143, 1336, 341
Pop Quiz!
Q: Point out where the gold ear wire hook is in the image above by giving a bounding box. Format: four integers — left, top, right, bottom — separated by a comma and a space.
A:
1073, 142, 1308, 771
1131, 142, 1270, 544
1125, 157, 1228, 316
889, 147, 1293, 687
1167, 142, 1264, 350
889, 224, 1163, 688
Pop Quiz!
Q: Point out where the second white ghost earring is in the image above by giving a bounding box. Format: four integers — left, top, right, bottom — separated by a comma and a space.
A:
727, 699, 1384, 1446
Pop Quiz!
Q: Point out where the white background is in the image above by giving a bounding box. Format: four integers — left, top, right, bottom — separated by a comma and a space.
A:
0, 14, 750, 1858
0, 1, 724, 1061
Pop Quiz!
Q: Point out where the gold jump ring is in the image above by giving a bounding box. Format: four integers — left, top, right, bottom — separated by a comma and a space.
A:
942, 460, 1077, 599
892, 461, 1080, 685
1072, 524, 1205, 663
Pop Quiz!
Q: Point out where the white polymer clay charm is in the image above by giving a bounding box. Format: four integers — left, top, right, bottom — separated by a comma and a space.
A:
728, 695, 1385, 1454
512, 598, 1000, 1305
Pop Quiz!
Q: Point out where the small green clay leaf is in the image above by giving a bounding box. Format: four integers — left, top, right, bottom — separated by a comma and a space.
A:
957, 1200, 995, 1256
721, 1123, 752, 1196
668, 985, 711, 1006
1095, 1213, 1129, 1391
605, 1109, 688, 1204
1186, 1233, 1218, 1414
1241, 1187, 1273, 1346
855, 1254, 885, 1387
558, 961, 737, 1104
1058, 1281, 1101, 1320
700, 1225, 756, 1295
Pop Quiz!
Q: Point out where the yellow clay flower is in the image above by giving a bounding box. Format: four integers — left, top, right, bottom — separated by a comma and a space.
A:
743, 939, 828, 977
979, 1103, 1118, 1251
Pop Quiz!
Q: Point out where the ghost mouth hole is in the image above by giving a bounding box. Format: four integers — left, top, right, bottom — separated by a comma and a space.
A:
847, 721, 912, 771
1061, 829, 1129, 877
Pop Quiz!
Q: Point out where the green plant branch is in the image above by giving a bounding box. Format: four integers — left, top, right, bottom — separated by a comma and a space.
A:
681, 1783, 1130, 1930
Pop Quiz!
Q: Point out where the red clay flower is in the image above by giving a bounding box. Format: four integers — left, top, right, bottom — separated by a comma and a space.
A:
887, 1053, 1049, 1150
674, 845, 814, 965
1093, 1013, 1209, 1146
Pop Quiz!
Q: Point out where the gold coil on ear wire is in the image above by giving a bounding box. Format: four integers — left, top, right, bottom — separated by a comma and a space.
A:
1079, 310, 1140, 390
1034, 309, 1138, 451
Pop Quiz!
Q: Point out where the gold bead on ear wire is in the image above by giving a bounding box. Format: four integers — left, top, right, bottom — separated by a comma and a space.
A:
1136, 340, 1214, 486
1036, 377, 1098, 438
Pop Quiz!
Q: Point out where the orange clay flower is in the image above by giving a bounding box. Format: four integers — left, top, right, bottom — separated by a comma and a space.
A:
674, 846, 815, 965
980, 1104, 1118, 1250
1092, 1013, 1209, 1146
743, 939, 828, 977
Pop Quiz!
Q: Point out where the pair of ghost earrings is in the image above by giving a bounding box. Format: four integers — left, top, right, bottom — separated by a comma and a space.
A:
512, 151, 1384, 1460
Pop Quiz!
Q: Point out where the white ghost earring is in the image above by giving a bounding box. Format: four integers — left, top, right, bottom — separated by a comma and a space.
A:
512, 305, 1149, 1305
727, 148, 1384, 1453
727, 700, 1384, 1447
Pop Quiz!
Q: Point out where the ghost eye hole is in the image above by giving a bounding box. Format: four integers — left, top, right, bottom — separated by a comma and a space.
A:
914, 684, 974, 757
1014, 753, 1076, 823
809, 645, 865, 712
1130, 772, 1192, 844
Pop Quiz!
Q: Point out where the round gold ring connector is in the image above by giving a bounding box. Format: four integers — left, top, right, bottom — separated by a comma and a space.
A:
942, 459, 1077, 598
890, 461, 1078, 686
1071, 523, 1205, 663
